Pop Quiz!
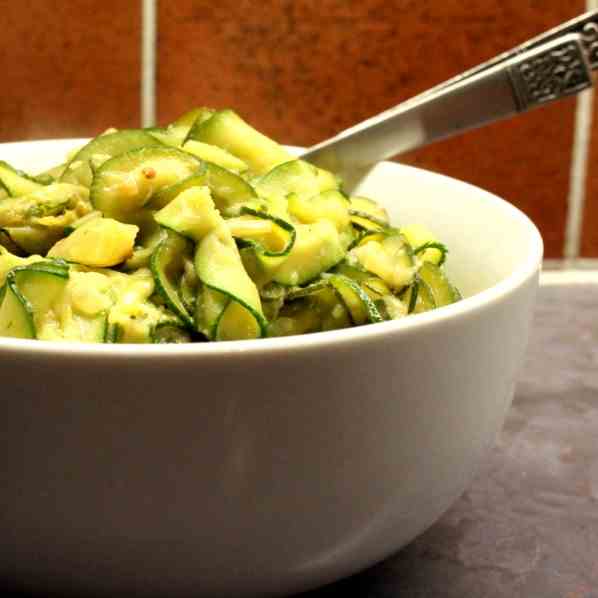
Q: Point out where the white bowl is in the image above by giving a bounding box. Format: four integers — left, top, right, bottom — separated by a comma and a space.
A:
0, 139, 542, 597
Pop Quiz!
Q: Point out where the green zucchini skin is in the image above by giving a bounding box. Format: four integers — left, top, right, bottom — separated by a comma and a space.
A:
150, 230, 195, 328
0, 261, 69, 339
151, 161, 256, 215
237, 207, 296, 258
418, 261, 461, 306
190, 109, 292, 175
151, 322, 193, 344
0, 161, 46, 197
0, 275, 35, 338
61, 130, 164, 188
90, 146, 201, 219
0, 106, 462, 344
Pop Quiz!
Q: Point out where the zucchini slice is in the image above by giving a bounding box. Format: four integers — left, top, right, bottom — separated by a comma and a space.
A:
286, 279, 328, 300
327, 274, 384, 325
179, 107, 217, 143
150, 230, 194, 327
151, 322, 193, 343
103, 268, 181, 344
145, 127, 183, 148
231, 207, 296, 257
267, 220, 346, 286
255, 159, 339, 206
0, 180, 9, 200
417, 261, 461, 306
182, 140, 248, 173
174, 106, 216, 130
348, 234, 416, 291
146, 107, 216, 147
61, 129, 163, 188
0, 183, 89, 228
122, 225, 168, 271
400, 276, 437, 314
37, 162, 68, 183
0, 276, 35, 338
0, 228, 25, 256
332, 261, 392, 302
288, 189, 353, 249
154, 186, 222, 242
266, 297, 322, 337
48, 218, 139, 267
0, 261, 70, 339
348, 196, 390, 232
63, 210, 102, 235
3, 226, 65, 257
90, 146, 200, 219
311, 285, 352, 332
151, 161, 256, 215
0, 161, 46, 197
402, 223, 447, 266
194, 226, 266, 340
191, 109, 292, 175
59, 310, 108, 343
104, 322, 123, 343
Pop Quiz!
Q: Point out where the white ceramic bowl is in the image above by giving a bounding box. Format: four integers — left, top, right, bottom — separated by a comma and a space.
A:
0, 140, 542, 597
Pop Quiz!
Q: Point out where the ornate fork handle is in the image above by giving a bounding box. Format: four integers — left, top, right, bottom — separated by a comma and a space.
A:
581, 19, 598, 67
301, 23, 596, 184
384, 10, 598, 115
509, 36, 593, 110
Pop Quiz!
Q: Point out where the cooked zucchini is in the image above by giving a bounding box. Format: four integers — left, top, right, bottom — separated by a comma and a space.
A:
348, 234, 416, 291
418, 261, 461, 306
151, 161, 256, 216
195, 225, 266, 340
349, 196, 389, 231
48, 218, 139, 267
256, 159, 339, 208
267, 220, 345, 286
150, 230, 194, 327
61, 129, 163, 187
152, 322, 193, 343
191, 109, 292, 175
0, 261, 68, 339
0, 104, 461, 343
402, 223, 447, 266
90, 146, 200, 219
183, 140, 248, 173
0, 161, 46, 196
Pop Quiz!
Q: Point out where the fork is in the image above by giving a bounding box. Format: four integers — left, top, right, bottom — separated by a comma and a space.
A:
300, 11, 598, 189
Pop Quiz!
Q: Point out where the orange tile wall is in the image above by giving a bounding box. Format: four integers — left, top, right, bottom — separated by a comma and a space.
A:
1, 2, 595, 259
0, 2, 141, 141
155, 1, 584, 259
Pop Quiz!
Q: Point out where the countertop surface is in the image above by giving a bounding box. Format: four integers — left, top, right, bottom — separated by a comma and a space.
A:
6, 280, 598, 598
297, 280, 598, 598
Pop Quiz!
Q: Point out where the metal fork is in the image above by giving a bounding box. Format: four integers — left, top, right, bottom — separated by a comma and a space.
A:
300, 11, 598, 189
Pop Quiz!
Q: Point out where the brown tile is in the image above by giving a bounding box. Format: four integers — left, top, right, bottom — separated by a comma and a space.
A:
402, 98, 578, 259
0, 2, 141, 143
158, 1, 583, 258
581, 95, 598, 258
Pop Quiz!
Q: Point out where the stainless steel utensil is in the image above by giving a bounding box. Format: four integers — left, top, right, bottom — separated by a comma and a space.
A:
301, 11, 598, 189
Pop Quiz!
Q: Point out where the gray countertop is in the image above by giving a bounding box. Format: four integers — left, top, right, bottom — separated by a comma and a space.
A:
298, 281, 598, 598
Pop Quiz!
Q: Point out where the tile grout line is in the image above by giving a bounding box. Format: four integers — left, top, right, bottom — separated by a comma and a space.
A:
563, 0, 598, 261
141, 0, 157, 128
563, 89, 594, 260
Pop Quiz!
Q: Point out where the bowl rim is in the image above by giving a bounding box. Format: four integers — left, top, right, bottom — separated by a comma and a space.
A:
0, 138, 543, 360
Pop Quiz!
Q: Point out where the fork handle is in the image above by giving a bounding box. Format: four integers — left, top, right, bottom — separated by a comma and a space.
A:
302, 34, 593, 181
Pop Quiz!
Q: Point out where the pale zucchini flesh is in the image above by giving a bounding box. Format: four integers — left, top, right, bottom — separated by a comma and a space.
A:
0, 104, 461, 343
